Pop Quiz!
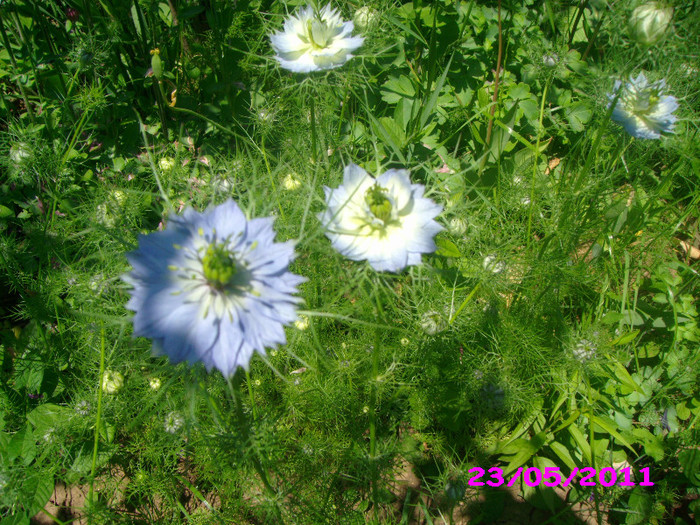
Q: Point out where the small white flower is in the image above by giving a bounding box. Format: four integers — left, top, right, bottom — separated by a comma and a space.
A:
254, 379, 261, 386
483, 255, 505, 274
102, 370, 124, 394
159, 157, 175, 172
607, 73, 678, 139
400, 337, 410, 346
319, 163, 443, 272
283, 173, 302, 191
448, 217, 467, 236
294, 314, 310, 330
270, 4, 365, 73
149, 377, 162, 390
362, 405, 369, 414
164, 411, 184, 434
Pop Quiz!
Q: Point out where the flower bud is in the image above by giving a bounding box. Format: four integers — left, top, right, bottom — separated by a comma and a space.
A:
102, 370, 124, 394
628, 2, 673, 45
150, 48, 164, 79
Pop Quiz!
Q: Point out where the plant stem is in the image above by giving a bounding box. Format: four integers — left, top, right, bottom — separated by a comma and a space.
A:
87, 324, 106, 522
527, 77, 550, 250
483, 0, 503, 149
226, 373, 285, 524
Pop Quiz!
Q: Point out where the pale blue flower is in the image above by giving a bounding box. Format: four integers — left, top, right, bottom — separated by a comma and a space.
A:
270, 4, 364, 73
319, 163, 443, 272
123, 200, 305, 377
607, 73, 678, 139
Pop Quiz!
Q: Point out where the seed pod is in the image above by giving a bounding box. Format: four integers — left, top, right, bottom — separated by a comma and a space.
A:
628, 2, 673, 45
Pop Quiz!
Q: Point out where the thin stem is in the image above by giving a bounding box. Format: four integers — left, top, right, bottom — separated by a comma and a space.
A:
309, 94, 318, 163
87, 324, 107, 522
0, 10, 35, 124
226, 373, 285, 524
527, 77, 550, 249
483, 0, 503, 149
568, 0, 589, 47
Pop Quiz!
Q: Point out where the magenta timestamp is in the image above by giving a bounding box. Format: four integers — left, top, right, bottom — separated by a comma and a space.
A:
466, 466, 654, 488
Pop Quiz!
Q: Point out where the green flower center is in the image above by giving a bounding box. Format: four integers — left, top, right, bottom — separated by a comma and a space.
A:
627, 87, 660, 116
364, 185, 393, 224
306, 19, 332, 49
202, 243, 238, 289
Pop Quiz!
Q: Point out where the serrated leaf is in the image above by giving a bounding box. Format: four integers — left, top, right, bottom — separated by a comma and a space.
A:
565, 102, 592, 132
380, 75, 415, 104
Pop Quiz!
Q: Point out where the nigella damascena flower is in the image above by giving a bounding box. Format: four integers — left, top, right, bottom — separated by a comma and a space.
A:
270, 4, 364, 73
123, 200, 306, 377
607, 73, 678, 139
319, 163, 443, 272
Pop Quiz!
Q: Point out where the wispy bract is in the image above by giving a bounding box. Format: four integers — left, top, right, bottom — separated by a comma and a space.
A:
270, 4, 364, 73
607, 73, 678, 139
124, 200, 305, 377
319, 164, 443, 273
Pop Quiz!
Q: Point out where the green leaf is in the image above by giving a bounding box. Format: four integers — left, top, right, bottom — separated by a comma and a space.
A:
567, 424, 591, 464
0, 514, 30, 525
591, 415, 636, 453
497, 432, 547, 475
679, 449, 700, 486
27, 404, 73, 435
8, 427, 37, 465
435, 236, 461, 257
373, 116, 406, 156
380, 75, 415, 104
549, 441, 577, 471
565, 102, 592, 132
0, 205, 13, 219
611, 329, 639, 346
24, 473, 54, 516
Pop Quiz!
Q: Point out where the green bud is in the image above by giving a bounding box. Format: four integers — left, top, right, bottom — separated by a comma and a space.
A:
150, 48, 164, 79
629, 2, 673, 46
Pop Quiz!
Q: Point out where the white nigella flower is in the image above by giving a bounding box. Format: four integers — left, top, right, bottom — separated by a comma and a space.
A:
270, 4, 364, 73
319, 163, 443, 272
123, 200, 306, 377
607, 73, 679, 139
149, 377, 162, 390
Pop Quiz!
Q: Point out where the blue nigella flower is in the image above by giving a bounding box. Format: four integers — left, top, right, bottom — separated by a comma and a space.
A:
607, 73, 679, 139
123, 200, 305, 377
